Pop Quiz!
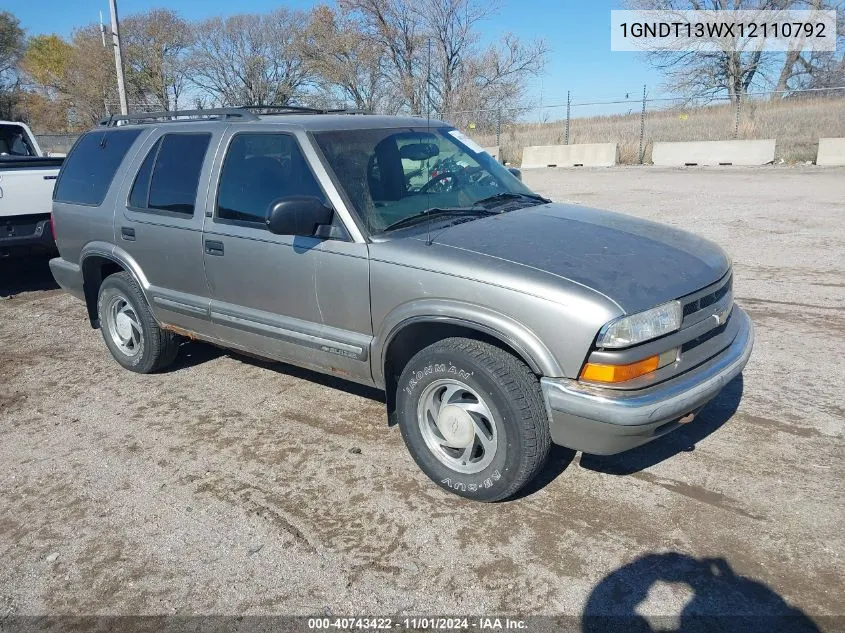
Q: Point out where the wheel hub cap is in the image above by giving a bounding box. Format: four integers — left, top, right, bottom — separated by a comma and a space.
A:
438, 404, 475, 448
106, 295, 143, 358
416, 378, 499, 474
115, 312, 133, 340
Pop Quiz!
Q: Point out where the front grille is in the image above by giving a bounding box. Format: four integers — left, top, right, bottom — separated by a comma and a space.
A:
682, 320, 728, 353
683, 274, 732, 317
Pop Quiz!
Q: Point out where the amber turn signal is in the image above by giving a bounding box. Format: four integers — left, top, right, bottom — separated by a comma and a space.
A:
580, 354, 660, 383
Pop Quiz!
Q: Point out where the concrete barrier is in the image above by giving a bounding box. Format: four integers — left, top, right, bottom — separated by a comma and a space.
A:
521, 143, 618, 169
816, 138, 845, 166
652, 140, 776, 166
483, 146, 500, 161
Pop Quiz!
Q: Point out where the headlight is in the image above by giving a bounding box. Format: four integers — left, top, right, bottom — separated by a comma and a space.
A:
596, 300, 683, 349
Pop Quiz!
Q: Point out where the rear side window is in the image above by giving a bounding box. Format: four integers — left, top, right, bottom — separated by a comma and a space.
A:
54, 129, 142, 205
128, 133, 210, 216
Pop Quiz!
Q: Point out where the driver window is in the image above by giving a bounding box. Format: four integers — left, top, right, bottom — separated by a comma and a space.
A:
217, 133, 328, 225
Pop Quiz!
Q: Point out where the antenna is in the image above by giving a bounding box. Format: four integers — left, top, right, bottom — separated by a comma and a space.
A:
425, 36, 433, 246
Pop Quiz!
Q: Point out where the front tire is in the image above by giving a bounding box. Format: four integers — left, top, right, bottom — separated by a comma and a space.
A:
396, 338, 551, 502
97, 272, 179, 374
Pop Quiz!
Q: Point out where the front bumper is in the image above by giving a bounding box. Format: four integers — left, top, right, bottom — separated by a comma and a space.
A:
541, 307, 754, 455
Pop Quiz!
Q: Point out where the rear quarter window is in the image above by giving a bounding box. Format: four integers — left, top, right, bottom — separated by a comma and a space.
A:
54, 129, 143, 206
128, 133, 211, 216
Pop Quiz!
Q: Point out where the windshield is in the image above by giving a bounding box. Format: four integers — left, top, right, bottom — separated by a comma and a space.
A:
313, 126, 539, 234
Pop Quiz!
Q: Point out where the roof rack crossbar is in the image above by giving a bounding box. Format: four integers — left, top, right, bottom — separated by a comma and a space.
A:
238, 105, 331, 114
99, 108, 259, 127
237, 105, 372, 115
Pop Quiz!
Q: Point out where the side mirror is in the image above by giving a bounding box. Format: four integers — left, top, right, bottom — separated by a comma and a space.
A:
507, 167, 522, 181
266, 196, 334, 237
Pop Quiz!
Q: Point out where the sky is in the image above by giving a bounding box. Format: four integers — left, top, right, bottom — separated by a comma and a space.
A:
7, 0, 665, 115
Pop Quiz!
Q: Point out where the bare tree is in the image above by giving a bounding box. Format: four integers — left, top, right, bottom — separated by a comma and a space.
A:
454, 34, 548, 120
122, 9, 192, 111
64, 25, 124, 122
22, 24, 146, 124
340, 0, 547, 117
340, 0, 427, 113
0, 10, 24, 117
0, 11, 23, 86
424, 0, 492, 113
626, 0, 825, 101
188, 9, 312, 107
303, 5, 394, 112
774, 0, 845, 93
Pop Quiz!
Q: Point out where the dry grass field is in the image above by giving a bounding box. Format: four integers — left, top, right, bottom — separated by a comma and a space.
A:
473, 96, 845, 165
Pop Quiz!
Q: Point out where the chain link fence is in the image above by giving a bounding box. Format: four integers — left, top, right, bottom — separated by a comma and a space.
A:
452, 87, 845, 165
34, 87, 845, 165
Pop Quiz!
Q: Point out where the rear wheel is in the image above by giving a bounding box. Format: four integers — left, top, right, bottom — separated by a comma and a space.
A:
97, 272, 179, 373
396, 337, 551, 501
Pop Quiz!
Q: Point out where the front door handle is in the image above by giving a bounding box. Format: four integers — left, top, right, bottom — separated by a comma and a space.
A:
205, 239, 224, 256
121, 226, 136, 241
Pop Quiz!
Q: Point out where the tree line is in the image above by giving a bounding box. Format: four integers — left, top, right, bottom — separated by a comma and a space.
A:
628, 0, 845, 103
2, 1, 843, 133
0, 1, 548, 132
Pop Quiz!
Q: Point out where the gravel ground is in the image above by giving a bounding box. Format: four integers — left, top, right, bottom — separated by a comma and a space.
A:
0, 166, 843, 630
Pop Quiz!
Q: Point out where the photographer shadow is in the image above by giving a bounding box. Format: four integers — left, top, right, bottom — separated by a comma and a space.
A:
582, 552, 820, 633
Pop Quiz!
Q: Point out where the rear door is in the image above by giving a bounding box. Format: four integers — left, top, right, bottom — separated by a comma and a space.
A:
117, 124, 222, 336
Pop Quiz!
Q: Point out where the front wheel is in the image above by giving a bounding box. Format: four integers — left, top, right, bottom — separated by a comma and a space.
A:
396, 338, 551, 502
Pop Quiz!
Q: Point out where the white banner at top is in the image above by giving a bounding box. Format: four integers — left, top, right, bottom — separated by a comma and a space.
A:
611, 10, 838, 52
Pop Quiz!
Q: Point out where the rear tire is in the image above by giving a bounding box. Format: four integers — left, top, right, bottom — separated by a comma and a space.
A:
396, 337, 551, 502
97, 272, 179, 374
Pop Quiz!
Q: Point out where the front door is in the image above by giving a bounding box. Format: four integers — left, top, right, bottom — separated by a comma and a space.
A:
201, 129, 372, 384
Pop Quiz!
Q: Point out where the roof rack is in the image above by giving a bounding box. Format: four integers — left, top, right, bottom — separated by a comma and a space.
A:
99, 105, 372, 127
238, 105, 371, 116
99, 108, 258, 127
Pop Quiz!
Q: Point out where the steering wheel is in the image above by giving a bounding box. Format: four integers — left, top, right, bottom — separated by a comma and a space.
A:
463, 165, 497, 187
419, 171, 460, 194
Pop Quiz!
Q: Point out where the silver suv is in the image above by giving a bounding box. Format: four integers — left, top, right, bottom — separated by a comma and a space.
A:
49, 106, 753, 501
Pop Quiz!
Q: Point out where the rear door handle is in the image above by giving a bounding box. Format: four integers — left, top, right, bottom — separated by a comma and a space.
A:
121, 226, 136, 241
205, 239, 224, 256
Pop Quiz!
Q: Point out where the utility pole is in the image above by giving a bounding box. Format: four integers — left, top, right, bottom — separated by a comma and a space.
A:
108, 0, 128, 115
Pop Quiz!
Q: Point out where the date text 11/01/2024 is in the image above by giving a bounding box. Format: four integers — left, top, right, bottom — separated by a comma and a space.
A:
307, 617, 528, 630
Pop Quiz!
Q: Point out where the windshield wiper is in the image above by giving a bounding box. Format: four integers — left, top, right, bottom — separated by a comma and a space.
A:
473, 192, 551, 209
382, 207, 495, 232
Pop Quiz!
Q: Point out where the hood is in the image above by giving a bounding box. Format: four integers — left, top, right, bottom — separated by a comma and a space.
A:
429, 203, 730, 314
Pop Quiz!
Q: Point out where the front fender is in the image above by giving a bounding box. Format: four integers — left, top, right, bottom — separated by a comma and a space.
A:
371, 298, 563, 387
